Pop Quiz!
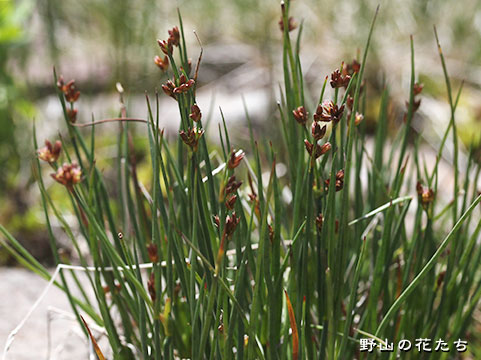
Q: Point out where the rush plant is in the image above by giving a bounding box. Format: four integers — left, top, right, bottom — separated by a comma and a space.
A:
2, 1, 481, 359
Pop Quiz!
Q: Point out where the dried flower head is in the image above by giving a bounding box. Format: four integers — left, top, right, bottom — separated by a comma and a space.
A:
51, 162, 82, 188
416, 181, 435, 210
325, 169, 345, 192
189, 104, 202, 122
148, 272, 156, 301
154, 55, 169, 71
330, 68, 351, 89
157, 39, 173, 55
57, 77, 80, 103
354, 112, 364, 126
147, 243, 159, 263
314, 101, 345, 124
67, 108, 78, 123
225, 175, 242, 195
311, 122, 327, 141
304, 140, 331, 159
225, 194, 237, 210
279, 16, 297, 32
316, 213, 324, 231
292, 106, 308, 126
343, 59, 361, 76
37, 140, 62, 163
161, 79, 176, 99
225, 212, 240, 237
227, 149, 245, 169
179, 127, 204, 152
406, 98, 422, 112
168, 26, 180, 47
268, 224, 274, 243
213, 215, 220, 228
413, 82, 424, 96
173, 75, 195, 94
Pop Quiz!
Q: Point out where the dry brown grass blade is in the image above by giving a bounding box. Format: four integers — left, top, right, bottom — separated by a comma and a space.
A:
284, 289, 299, 360
80, 315, 106, 360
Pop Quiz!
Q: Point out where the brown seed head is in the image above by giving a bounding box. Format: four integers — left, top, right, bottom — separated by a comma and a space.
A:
148, 272, 156, 301
311, 122, 327, 141
330, 68, 351, 89
173, 79, 195, 94
51, 162, 82, 188
416, 181, 435, 210
268, 224, 274, 243
162, 80, 176, 99
213, 215, 220, 228
227, 149, 245, 169
225, 194, 237, 210
225, 175, 242, 195
154, 55, 169, 71
279, 16, 297, 32
354, 112, 364, 126
316, 213, 324, 231
343, 59, 361, 76
189, 104, 202, 122
168, 26, 180, 47
157, 39, 173, 55
179, 127, 204, 152
225, 212, 240, 237
292, 106, 308, 126
314, 101, 345, 124
37, 140, 62, 163
67, 108, 78, 123
304, 140, 331, 159
57, 78, 80, 103
324, 169, 345, 192
413, 82, 424, 96
406, 98, 421, 112
147, 243, 159, 263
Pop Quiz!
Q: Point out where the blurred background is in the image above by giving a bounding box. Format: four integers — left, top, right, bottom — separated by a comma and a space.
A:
1, 0, 481, 265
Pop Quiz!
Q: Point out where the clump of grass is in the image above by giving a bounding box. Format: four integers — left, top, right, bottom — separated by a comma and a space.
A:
2, 1, 481, 359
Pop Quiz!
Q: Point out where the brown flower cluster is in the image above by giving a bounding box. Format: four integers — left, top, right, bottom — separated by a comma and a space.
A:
316, 213, 324, 231
343, 59, 361, 76
148, 272, 156, 301
147, 243, 159, 263
224, 175, 242, 210
227, 149, 245, 169
57, 76, 80, 122
225, 175, 242, 195
51, 162, 82, 188
189, 104, 202, 122
224, 212, 240, 238
324, 169, 345, 192
311, 121, 327, 141
314, 101, 345, 125
162, 74, 195, 99
304, 140, 331, 160
330, 68, 351, 89
279, 16, 297, 32
179, 127, 204, 152
157, 26, 180, 56
293, 106, 308, 126
37, 139, 62, 163
416, 181, 434, 211
345, 95, 364, 127
407, 82, 423, 113
154, 55, 169, 71
57, 76, 80, 103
